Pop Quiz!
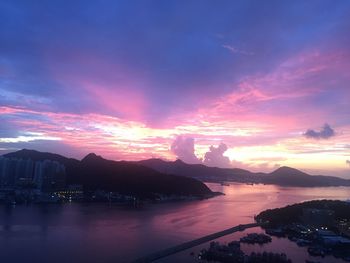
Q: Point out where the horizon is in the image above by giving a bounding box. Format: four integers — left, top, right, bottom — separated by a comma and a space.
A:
2, 148, 347, 179
1, 1, 350, 177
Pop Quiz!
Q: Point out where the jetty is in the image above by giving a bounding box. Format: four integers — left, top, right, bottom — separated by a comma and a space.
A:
133, 222, 260, 263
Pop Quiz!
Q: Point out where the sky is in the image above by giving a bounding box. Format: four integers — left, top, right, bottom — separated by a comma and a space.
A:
0, 0, 350, 176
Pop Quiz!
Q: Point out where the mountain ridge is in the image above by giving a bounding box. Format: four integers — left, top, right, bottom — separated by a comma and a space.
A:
3, 149, 350, 188
3, 149, 215, 198
137, 159, 350, 187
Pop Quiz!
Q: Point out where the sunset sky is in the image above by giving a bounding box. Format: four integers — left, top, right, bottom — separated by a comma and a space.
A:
1, 0, 350, 176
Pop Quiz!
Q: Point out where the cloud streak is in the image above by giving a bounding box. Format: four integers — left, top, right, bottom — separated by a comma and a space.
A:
222, 44, 254, 55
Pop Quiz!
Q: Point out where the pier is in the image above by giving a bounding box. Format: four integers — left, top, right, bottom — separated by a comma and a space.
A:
133, 222, 260, 263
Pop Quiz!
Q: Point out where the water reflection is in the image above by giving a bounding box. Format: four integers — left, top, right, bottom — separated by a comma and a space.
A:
0, 183, 349, 262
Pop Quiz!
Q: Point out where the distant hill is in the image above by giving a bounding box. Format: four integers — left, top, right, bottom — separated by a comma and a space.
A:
263, 166, 350, 187
3, 149, 215, 198
4, 149, 79, 164
137, 159, 350, 187
137, 158, 262, 182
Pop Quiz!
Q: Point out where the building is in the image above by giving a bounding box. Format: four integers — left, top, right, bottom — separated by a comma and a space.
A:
0, 157, 66, 192
0, 158, 18, 188
15, 159, 34, 186
316, 230, 350, 248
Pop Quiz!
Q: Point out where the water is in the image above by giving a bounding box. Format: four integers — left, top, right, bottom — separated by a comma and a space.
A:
0, 183, 349, 263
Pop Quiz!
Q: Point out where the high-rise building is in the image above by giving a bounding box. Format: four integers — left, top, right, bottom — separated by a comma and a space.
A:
0, 157, 66, 191
33, 160, 66, 192
15, 159, 34, 186
1, 158, 18, 188
33, 161, 43, 189
0, 157, 5, 186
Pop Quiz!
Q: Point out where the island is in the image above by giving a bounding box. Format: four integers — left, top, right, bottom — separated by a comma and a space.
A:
256, 200, 350, 261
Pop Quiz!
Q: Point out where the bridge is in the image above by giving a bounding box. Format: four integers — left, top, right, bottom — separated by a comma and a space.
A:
133, 222, 261, 263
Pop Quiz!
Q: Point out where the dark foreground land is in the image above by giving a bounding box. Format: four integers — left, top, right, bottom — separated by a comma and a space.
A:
1, 149, 220, 204
200, 240, 292, 263
256, 200, 350, 261
195, 200, 350, 263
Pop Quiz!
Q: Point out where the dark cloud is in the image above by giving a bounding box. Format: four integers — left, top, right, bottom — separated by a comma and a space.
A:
347, 160, 350, 167
203, 143, 231, 168
170, 136, 201, 164
304, 123, 335, 139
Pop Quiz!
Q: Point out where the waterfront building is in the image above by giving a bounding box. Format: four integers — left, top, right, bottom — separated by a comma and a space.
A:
1, 158, 18, 188
15, 159, 34, 186
0, 157, 4, 185
33, 160, 66, 192
316, 229, 350, 247
0, 157, 66, 192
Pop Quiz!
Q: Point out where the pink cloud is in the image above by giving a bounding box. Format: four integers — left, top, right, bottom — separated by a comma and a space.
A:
1, 49, 350, 174
203, 143, 231, 168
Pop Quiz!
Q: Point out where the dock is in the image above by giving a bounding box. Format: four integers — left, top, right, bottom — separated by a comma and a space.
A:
133, 222, 260, 263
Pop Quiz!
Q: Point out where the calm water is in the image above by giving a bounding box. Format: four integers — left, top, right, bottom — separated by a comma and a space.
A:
0, 183, 349, 263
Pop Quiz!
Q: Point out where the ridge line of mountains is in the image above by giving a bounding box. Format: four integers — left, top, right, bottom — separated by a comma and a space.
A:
137, 159, 350, 187
137, 158, 350, 187
2, 149, 215, 198
3, 149, 350, 193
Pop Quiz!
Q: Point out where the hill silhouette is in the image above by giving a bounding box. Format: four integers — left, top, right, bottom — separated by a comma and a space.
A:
5, 150, 350, 189
4, 149, 215, 198
138, 159, 350, 187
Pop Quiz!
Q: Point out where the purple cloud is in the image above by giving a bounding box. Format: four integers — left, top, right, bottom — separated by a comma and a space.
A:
203, 143, 231, 168
170, 136, 201, 164
304, 123, 335, 139
171, 137, 232, 168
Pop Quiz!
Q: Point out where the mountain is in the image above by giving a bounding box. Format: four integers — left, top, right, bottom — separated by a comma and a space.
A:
4, 149, 79, 164
3, 149, 215, 198
76, 153, 214, 197
137, 158, 262, 183
263, 166, 350, 187
138, 159, 350, 187
5, 150, 350, 189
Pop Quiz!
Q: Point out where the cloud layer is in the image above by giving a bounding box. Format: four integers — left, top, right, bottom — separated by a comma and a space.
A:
1, 1, 350, 175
